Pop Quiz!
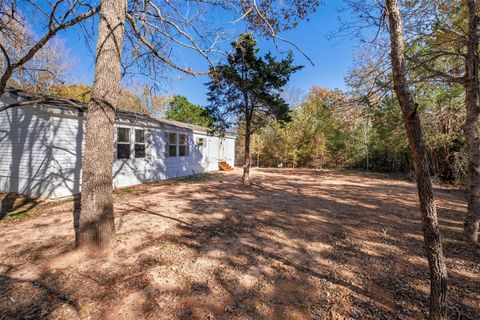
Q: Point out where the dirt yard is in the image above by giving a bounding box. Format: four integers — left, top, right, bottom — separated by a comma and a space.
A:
0, 169, 478, 320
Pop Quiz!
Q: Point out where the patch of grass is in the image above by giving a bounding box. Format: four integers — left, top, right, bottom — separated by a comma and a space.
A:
453, 233, 465, 242
4, 208, 36, 221
16, 197, 31, 207
447, 290, 460, 298
1, 195, 40, 222
122, 187, 135, 194
117, 234, 128, 244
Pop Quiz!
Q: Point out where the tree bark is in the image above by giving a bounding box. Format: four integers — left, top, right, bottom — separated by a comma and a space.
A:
242, 113, 252, 184
464, 0, 480, 244
385, 1, 448, 319
76, 0, 127, 253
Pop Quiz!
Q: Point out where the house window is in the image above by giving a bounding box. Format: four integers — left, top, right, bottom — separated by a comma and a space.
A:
197, 137, 205, 153
117, 127, 131, 159
117, 127, 147, 159
179, 133, 188, 157
134, 129, 146, 158
165, 132, 189, 157
166, 132, 177, 157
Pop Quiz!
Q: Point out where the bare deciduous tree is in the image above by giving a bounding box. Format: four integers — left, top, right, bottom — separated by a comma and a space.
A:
0, 0, 99, 94
384, 0, 448, 318
11, 38, 75, 93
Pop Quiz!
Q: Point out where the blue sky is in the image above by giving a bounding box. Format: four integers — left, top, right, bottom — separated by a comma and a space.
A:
57, 1, 358, 106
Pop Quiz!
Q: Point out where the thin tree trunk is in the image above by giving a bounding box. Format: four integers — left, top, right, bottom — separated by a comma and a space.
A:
242, 91, 253, 184
365, 117, 369, 170
464, 0, 480, 244
242, 118, 252, 184
77, 0, 127, 253
385, 1, 448, 319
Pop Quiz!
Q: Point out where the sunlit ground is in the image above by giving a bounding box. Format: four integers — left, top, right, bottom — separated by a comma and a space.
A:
0, 168, 478, 319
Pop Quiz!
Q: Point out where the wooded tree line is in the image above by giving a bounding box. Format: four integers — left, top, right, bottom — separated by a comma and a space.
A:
238, 83, 467, 185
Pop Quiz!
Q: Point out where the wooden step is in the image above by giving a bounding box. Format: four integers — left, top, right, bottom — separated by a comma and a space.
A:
218, 161, 233, 171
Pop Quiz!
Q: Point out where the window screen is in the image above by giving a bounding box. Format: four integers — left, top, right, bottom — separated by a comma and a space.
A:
117, 128, 130, 143
135, 144, 146, 158
166, 132, 177, 157
134, 129, 146, 158
179, 133, 188, 157
135, 129, 145, 143
117, 127, 148, 159
117, 144, 130, 159
117, 128, 131, 159
169, 132, 177, 144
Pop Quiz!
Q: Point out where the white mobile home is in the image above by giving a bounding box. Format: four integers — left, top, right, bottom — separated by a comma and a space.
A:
0, 89, 235, 199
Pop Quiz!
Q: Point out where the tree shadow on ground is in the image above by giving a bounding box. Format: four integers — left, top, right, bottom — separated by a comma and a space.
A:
118, 169, 479, 319
0, 169, 478, 319
0, 272, 79, 319
0, 193, 41, 220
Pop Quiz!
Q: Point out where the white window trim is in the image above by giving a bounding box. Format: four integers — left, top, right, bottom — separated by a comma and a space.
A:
116, 126, 148, 160
165, 131, 177, 158
165, 131, 190, 158
178, 133, 189, 157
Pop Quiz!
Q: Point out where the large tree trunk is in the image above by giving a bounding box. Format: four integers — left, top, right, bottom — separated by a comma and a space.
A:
242, 118, 252, 184
76, 0, 127, 253
385, 1, 448, 319
464, 0, 480, 244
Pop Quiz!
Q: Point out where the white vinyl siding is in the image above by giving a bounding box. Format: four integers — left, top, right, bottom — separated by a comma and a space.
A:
0, 106, 235, 198
0, 107, 53, 196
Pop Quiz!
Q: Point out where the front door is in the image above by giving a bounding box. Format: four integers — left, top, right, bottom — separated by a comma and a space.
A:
218, 138, 225, 161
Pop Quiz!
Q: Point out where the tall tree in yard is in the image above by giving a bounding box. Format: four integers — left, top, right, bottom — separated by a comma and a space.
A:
77, 0, 127, 252
207, 34, 301, 184
463, 0, 480, 244
385, 0, 448, 318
